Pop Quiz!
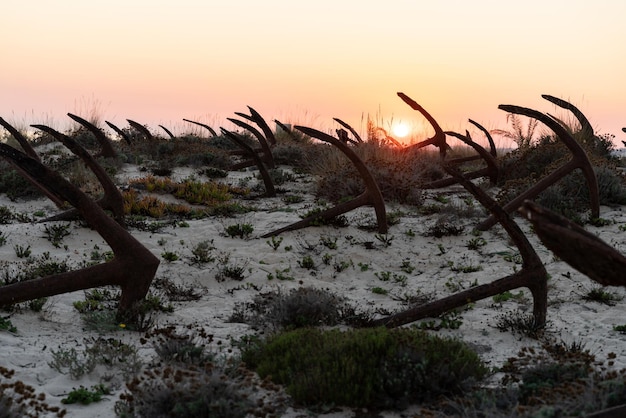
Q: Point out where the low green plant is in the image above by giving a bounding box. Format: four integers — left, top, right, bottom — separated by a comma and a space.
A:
43, 223, 72, 248
426, 219, 465, 237
434, 193, 450, 204
224, 222, 254, 239
492, 290, 525, 304
230, 287, 360, 330
189, 240, 215, 265
73, 288, 173, 332
0, 206, 14, 224
265, 168, 296, 185
300, 207, 348, 227
297, 255, 316, 270
319, 235, 338, 249
449, 262, 482, 273
418, 308, 465, 330
240, 327, 488, 409
495, 309, 547, 339
72, 288, 118, 313
90, 245, 114, 262
375, 271, 408, 286
466, 237, 487, 251
0, 316, 17, 333
444, 277, 466, 292
282, 194, 304, 204
151, 277, 204, 302
265, 236, 283, 251
61, 384, 110, 405
374, 233, 394, 247
613, 324, 626, 334
371, 286, 388, 295
333, 258, 353, 273
581, 286, 623, 306
27, 297, 47, 312
215, 253, 248, 282
266, 267, 295, 281
147, 325, 215, 366
161, 251, 179, 263
49, 337, 142, 380
400, 259, 415, 274
501, 250, 523, 264
0, 231, 6, 247
200, 167, 228, 178
13, 244, 31, 258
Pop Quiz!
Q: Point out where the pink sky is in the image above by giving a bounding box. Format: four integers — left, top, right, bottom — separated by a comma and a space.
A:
2, 1, 625, 147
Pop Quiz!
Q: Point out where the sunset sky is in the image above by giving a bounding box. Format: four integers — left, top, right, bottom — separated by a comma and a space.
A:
2, 0, 625, 146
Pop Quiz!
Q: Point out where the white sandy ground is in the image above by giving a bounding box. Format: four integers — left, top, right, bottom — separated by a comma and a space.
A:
2, 161, 626, 417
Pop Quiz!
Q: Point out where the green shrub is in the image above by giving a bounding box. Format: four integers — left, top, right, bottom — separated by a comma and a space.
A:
241, 327, 487, 409
224, 223, 254, 239
230, 287, 362, 330
61, 384, 110, 405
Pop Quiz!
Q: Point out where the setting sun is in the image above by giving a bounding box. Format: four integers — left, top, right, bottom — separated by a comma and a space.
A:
392, 123, 410, 138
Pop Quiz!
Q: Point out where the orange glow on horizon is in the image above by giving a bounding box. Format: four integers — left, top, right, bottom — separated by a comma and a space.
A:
0, 1, 625, 145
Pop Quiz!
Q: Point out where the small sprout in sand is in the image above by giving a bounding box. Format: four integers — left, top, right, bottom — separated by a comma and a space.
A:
580, 286, 623, 306
13, 244, 31, 258
190, 240, 215, 265
266, 236, 283, 251
466, 237, 487, 251
371, 287, 388, 295
266, 267, 295, 281
161, 251, 179, 263
374, 233, 393, 247
225, 223, 254, 239
333, 259, 353, 273
43, 223, 72, 248
297, 255, 316, 270
319, 235, 338, 250
0, 316, 17, 333
400, 259, 415, 274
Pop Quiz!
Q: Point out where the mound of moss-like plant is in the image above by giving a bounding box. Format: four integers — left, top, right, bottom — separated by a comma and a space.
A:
240, 326, 488, 410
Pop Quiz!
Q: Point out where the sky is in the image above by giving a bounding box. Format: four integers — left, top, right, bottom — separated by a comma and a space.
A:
1, 0, 625, 147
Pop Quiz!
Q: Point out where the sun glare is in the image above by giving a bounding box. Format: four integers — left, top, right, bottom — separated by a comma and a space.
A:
392, 122, 410, 138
